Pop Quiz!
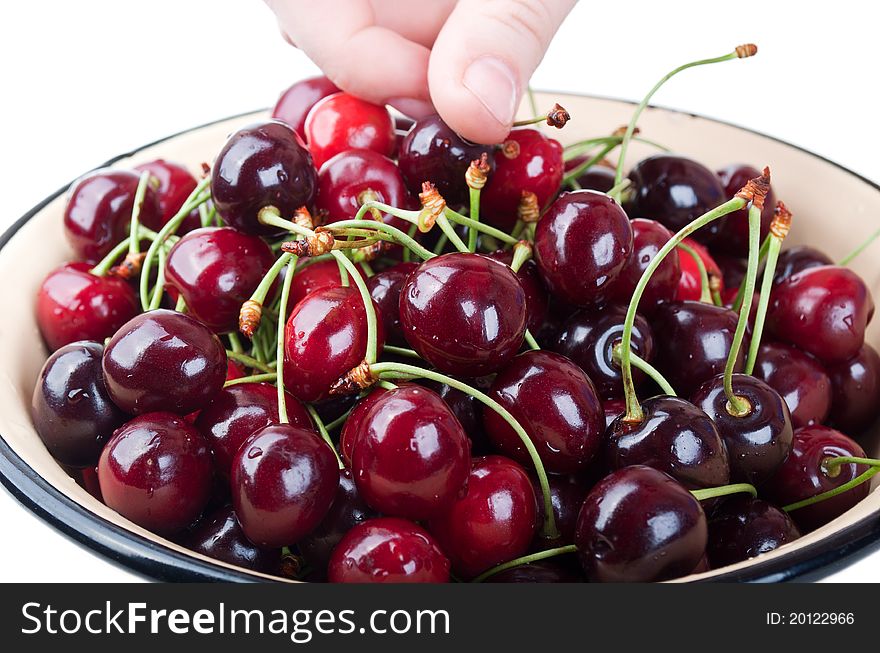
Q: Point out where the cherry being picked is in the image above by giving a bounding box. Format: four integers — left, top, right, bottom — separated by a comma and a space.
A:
31, 43, 880, 583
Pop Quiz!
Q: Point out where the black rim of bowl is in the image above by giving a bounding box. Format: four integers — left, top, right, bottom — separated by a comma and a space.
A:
1, 100, 879, 583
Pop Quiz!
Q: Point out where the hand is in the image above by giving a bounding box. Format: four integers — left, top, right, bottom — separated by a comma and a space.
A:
264, 0, 576, 144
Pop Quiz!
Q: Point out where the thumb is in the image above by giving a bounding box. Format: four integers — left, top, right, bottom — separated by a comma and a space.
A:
428, 0, 575, 144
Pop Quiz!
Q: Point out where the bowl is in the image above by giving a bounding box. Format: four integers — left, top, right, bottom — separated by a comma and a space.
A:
1, 93, 879, 582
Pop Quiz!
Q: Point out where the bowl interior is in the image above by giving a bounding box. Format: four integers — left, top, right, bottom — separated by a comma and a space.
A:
2, 93, 879, 582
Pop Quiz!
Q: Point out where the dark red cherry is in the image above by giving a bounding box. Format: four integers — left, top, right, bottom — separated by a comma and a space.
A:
304, 93, 395, 169
603, 398, 626, 429
271, 75, 340, 140
714, 253, 748, 289
575, 465, 707, 582
531, 473, 592, 544
606, 396, 730, 490
691, 374, 793, 485
64, 169, 161, 262
352, 385, 470, 520
763, 426, 870, 532
627, 154, 726, 242
182, 505, 277, 573
706, 496, 800, 568
553, 304, 655, 400
609, 219, 680, 311
753, 341, 832, 429
767, 265, 874, 364
428, 456, 537, 579
36, 262, 139, 351
827, 344, 880, 434
773, 246, 833, 285
102, 309, 227, 415
328, 517, 450, 583
399, 253, 527, 377
488, 250, 550, 333
420, 375, 496, 456
164, 227, 275, 333
483, 350, 603, 474
675, 237, 724, 302
714, 164, 776, 255
133, 159, 201, 234
486, 560, 583, 583
97, 412, 213, 535
31, 341, 126, 468
286, 258, 365, 311
651, 301, 744, 396
481, 129, 564, 231
282, 285, 385, 403
534, 190, 634, 307
211, 121, 316, 236
366, 261, 418, 345
339, 386, 391, 467
563, 159, 616, 193
231, 423, 339, 547
194, 383, 312, 478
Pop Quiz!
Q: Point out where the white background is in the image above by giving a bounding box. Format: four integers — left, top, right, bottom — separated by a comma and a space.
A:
0, 1, 877, 582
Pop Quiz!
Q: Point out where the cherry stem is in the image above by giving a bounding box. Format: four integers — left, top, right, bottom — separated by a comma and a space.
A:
305, 404, 344, 469
128, 171, 152, 256
225, 350, 274, 374
174, 294, 187, 313
443, 208, 518, 245
468, 187, 481, 253
382, 345, 421, 359
677, 242, 712, 303
89, 226, 163, 276
325, 219, 435, 260
377, 380, 398, 391
436, 212, 469, 253
783, 457, 880, 513
839, 227, 880, 266
224, 372, 277, 387
563, 134, 669, 161
353, 201, 420, 226
690, 482, 758, 502
228, 332, 243, 353
147, 246, 167, 311
471, 545, 578, 583
612, 343, 676, 396
605, 178, 632, 200
276, 255, 298, 423
619, 197, 748, 422
199, 202, 212, 228
524, 330, 540, 351
249, 252, 293, 307
324, 407, 354, 432
562, 140, 618, 187
332, 251, 379, 364
731, 236, 771, 314
370, 361, 560, 540
509, 241, 532, 273
744, 233, 784, 375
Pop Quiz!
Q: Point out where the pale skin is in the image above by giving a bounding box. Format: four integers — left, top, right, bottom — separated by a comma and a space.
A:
264, 0, 577, 144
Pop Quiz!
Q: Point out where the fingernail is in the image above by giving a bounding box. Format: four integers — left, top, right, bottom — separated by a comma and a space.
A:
387, 97, 436, 120
462, 56, 519, 127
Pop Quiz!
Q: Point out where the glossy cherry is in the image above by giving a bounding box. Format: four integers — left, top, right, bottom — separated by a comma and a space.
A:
182, 505, 278, 573
766, 265, 874, 364
706, 496, 800, 568
714, 164, 776, 255
827, 344, 880, 434
428, 455, 537, 579
531, 473, 592, 544
194, 383, 312, 478
339, 386, 390, 467
102, 309, 227, 415
31, 341, 126, 468
563, 160, 615, 193
486, 561, 583, 583
304, 93, 395, 169
286, 258, 365, 312
488, 250, 550, 333
772, 245, 833, 285
97, 412, 214, 535
328, 517, 450, 583
675, 237, 724, 302
272, 75, 340, 140
609, 218, 680, 311
36, 262, 139, 351
133, 159, 201, 233
351, 385, 470, 520
282, 285, 385, 403
64, 169, 161, 262
483, 350, 603, 474
366, 261, 418, 345
211, 121, 316, 236
534, 190, 634, 307
421, 375, 496, 456
691, 374, 793, 485
753, 342, 832, 429
231, 423, 339, 547
399, 253, 527, 377
575, 465, 708, 582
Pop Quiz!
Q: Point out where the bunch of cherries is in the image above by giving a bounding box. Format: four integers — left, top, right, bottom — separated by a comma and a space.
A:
31, 44, 880, 583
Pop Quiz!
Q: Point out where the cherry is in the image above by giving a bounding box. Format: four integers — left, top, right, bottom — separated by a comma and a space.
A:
231, 423, 339, 547
763, 426, 870, 532
366, 262, 418, 345
102, 309, 227, 415
351, 385, 470, 520
428, 455, 537, 579
488, 250, 550, 333
486, 560, 583, 583
675, 237, 724, 302
773, 245, 832, 285
627, 154, 726, 242
714, 253, 748, 289
282, 285, 385, 403
64, 169, 161, 262
271, 75, 340, 140
399, 253, 527, 377
182, 505, 278, 574
286, 258, 365, 312
225, 360, 246, 382
691, 374, 793, 485
97, 412, 213, 535
397, 114, 494, 206
421, 375, 496, 456
36, 262, 139, 351
651, 301, 744, 396
133, 159, 200, 234
706, 496, 800, 568
609, 219, 681, 311
766, 265, 874, 365
714, 164, 776, 255
534, 190, 634, 307
211, 121, 316, 236
339, 386, 390, 467
827, 344, 880, 434
328, 517, 450, 583
531, 473, 591, 544
483, 350, 604, 474
575, 465, 707, 582
753, 342, 832, 429
69, 464, 103, 502
304, 93, 395, 169
480, 129, 564, 231
194, 383, 312, 479
553, 304, 655, 400
31, 341, 126, 468
564, 159, 615, 193
606, 396, 730, 490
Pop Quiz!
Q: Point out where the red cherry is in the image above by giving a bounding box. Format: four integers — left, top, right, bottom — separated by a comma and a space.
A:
675, 237, 723, 302
706, 496, 800, 568
182, 505, 278, 573
304, 93, 395, 169
225, 360, 246, 382
609, 218, 680, 312
339, 387, 391, 467
531, 473, 592, 544
315, 149, 408, 225
827, 344, 880, 435
366, 262, 418, 346
753, 341, 832, 429
133, 159, 201, 234
272, 75, 340, 140
286, 258, 365, 312
487, 250, 550, 334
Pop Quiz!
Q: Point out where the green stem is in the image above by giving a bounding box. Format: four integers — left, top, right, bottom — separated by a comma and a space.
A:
436, 213, 469, 253
306, 405, 344, 469
562, 140, 618, 187
224, 372, 277, 387
468, 186, 481, 253
677, 241, 711, 303
250, 253, 292, 305
783, 465, 880, 513
444, 208, 518, 245
731, 236, 771, 314
199, 201, 212, 228
332, 251, 379, 364
174, 294, 187, 313
328, 219, 434, 261
744, 234, 783, 375
524, 330, 540, 351
472, 545, 578, 583
276, 255, 298, 422
336, 254, 350, 287
382, 345, 421, 359
377, 380, 399, 391
228, 332, 243, 354
147, 246, 167, 311
226, 350, 274, 374
691, 483, 758, 501
128, 170, 152, 256
90, 238, 134, 277
403, 224, 419, 263
324, 407, 355, 433
839, 228, 880, 266
510, 241, 532, 273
